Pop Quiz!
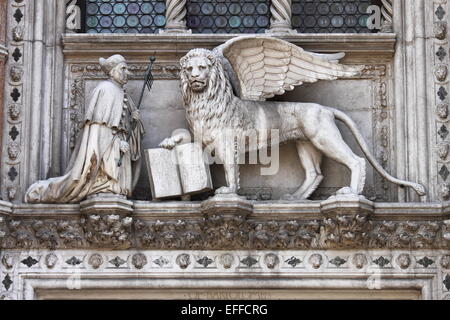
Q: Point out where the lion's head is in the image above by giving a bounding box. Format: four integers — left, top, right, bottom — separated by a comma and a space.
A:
179, 48, 240, 130
180, 49, 216, 92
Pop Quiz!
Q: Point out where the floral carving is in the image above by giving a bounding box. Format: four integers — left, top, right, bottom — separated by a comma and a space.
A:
309, 254, 323, 269
82, 215, 132, 249
88, 254, 103, 269
176, 253, 191, 269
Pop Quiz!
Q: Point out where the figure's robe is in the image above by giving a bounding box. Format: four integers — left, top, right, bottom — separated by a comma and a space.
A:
25, 80, 144, 203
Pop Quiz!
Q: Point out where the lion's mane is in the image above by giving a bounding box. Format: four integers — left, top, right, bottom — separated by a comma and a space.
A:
180, 49, 252, 132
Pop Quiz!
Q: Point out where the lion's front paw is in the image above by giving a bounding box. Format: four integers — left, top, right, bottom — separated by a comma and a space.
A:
215, 186, 236, 194
159, 137, 176, 150
336, 187, 357, 195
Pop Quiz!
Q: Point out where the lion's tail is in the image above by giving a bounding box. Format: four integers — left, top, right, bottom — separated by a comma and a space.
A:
331, 108, 426, 196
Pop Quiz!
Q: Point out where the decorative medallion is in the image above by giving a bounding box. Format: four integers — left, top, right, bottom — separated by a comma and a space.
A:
309, 254, 323, 269
21, 256, 38, 268
175, 253, 191, 269
438, 144, 449, 160
444, 274, 450, 291
109, 256, 126, 268
45, 254, 58, 268
219, 254, 234, 269
88, 254, 103, 269
396, 254, 411, 269
264, 254, 279, 269
352, 254, 367, 269
132, 253, 147, 269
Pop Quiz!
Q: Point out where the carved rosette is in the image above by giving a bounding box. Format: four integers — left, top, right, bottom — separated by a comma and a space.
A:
267, 0, 296, 33
161, 0, 190, 33
380, 0, 393, 32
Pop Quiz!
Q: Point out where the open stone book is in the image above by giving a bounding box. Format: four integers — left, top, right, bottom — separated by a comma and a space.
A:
145, 143, 213, 199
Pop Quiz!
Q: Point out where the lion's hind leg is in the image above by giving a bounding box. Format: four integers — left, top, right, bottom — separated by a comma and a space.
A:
308, 118, 366, 195
281, 141, 323, 200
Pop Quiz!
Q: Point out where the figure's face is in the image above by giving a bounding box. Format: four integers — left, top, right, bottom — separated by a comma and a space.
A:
184, 56, 211, 92
111, 62, 131, 85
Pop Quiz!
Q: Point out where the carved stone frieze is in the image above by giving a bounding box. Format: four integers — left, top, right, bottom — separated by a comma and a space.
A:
0, 209, 450, 250
81, 214, 132, 250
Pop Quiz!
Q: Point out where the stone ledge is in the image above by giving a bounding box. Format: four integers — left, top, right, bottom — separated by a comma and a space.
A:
62, 33, 396, 62
0, 199, 449, 250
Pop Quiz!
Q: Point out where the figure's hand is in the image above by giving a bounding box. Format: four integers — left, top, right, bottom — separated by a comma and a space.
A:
131, 110, 140, 120
159, 137, 177, 150
120, 140, 130, 153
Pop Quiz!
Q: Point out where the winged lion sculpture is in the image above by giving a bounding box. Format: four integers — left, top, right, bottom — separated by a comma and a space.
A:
160, 36, 426, 200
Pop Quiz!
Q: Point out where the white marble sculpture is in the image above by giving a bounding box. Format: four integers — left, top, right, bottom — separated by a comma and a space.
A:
25, 55, 144, 203
160, 36, 426, 200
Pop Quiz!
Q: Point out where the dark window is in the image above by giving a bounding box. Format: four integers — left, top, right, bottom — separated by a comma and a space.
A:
186, 0, 271, 34
84, 0, 166, 34
292, 0, 376, 33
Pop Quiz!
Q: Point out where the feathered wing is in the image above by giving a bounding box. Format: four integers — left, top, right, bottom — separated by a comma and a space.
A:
214, 36, 364, 101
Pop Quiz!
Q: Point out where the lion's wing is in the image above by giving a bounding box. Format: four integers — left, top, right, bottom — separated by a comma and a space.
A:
215, 36, 364, 101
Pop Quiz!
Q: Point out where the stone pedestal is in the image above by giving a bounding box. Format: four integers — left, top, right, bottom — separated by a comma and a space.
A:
80, 193, 133, 215
201, 193, 253, 217
320, 195, 374, 217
